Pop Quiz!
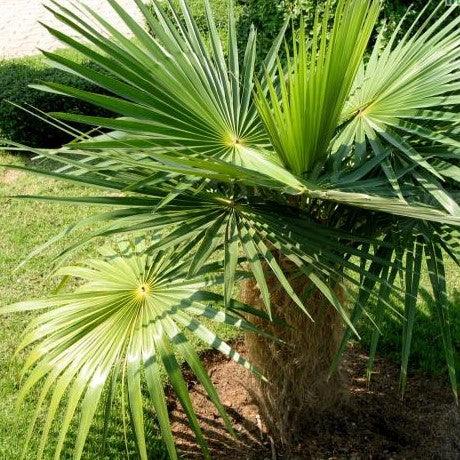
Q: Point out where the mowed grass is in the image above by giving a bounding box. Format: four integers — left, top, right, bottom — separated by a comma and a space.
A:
1, 151, 459, 458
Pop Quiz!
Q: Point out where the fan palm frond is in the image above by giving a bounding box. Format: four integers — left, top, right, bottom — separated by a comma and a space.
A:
333, 3, 460, 214
0, 242, 267, 460
29, 0, 289, 168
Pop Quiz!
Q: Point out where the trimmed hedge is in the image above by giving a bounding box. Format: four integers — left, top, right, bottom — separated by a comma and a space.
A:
0, 50, 109, 148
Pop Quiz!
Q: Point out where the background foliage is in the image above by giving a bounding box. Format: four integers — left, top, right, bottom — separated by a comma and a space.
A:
237, 0, 449, 63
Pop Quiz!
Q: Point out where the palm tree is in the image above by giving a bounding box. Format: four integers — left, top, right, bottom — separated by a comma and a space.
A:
1, 0, 459, 458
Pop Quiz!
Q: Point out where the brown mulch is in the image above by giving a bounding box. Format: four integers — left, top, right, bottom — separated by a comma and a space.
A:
167, 342, 460, 459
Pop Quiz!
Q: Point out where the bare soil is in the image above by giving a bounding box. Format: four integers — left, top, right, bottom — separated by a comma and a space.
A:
168, 341, 459, 459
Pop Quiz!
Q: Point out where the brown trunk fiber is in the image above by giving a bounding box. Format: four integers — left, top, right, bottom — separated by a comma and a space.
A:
241, 265, 345, 445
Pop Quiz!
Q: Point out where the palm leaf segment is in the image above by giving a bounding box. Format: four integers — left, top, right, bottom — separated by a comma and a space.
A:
0, 243, 268, 460
255, 0, 381, 175
333, 219, 460, 403
15, 183, 377, 334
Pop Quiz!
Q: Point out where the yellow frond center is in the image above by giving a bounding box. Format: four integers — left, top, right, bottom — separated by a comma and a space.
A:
135, 282, 151, 300
224, 133, 244, 148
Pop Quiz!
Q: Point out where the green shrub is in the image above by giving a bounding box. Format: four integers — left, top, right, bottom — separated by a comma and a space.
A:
0, 50, 110, 148
238, 0, 323, 63
147, 0, 243, 49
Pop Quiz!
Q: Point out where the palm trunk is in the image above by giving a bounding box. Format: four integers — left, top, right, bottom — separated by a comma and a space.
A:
241, 264, 345, 445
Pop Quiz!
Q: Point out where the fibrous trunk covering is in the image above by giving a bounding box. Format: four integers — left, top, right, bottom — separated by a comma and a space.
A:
242, 263, 345, 445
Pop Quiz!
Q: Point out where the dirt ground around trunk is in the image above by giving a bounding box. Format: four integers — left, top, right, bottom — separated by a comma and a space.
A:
167, 341, 459, 459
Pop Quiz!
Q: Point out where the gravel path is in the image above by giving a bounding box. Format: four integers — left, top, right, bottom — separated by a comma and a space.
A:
0, 0, 145, 59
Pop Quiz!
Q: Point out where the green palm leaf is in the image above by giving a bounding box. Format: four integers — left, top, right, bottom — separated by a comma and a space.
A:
30, 0, 289, 166
255, 0, 381, 175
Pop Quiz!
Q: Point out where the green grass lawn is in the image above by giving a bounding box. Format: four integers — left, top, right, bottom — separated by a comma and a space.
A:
1, 151, 459, 458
